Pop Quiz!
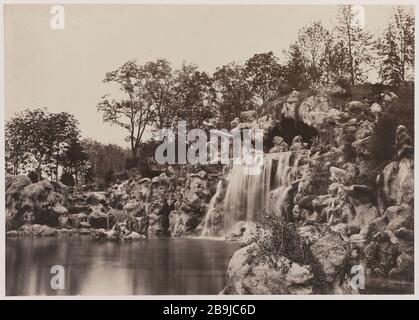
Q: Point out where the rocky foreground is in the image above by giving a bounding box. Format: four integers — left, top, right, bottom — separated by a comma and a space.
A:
5, 86, 414, 294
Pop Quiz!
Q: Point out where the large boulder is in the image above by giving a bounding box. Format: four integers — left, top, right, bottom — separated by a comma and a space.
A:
5, 175, 32, 229
86, 192, 107, 205
382, 158, 414, 208
389, 252, 414, 281
309, 232, 348, 284
123, 199, 146, 217
93, 222, 146, 241
355, 120, 375, 140
87, 204, 110, 229
380, 124, 414, 208
107, 181, 130, 209
352, 136, 375, 157
280, 90, 342, 129
5, 175, 69, 230
18, 224, 58, 237
395, 125, 413, 160
364, 231, 399, 276
225, 223, 352, 295
295, 153, 332, 205
298, 94, 340, 128
282, 90, 300, 120
226, 243, 314, 295
269, 136, 289, 153
385, 205, 413, 233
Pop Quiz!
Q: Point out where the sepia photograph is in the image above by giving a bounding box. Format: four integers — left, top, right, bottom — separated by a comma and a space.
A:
2, 2, 415, 298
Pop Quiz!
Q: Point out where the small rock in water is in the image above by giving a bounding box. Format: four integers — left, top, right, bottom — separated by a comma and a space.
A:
78, 228, 91, 235
80, 221, 92, 228
6, 230, 18, 237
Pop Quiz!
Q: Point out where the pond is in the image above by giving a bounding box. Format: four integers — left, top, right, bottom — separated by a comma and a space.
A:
6, 237, 239, 296
6, 236, 413, 296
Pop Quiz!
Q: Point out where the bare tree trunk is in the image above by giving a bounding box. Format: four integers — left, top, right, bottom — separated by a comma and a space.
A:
347, 24, 355, 85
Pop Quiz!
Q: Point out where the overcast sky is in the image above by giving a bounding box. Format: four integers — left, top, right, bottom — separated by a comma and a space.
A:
4, 4, 409, 147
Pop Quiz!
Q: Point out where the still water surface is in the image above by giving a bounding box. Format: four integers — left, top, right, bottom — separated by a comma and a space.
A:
6, 237, 239, 296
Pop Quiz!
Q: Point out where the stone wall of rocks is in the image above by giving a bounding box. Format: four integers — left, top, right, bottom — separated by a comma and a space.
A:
222, 88, 414, 294
6, 164, 223, 240
107, 168, 222, 237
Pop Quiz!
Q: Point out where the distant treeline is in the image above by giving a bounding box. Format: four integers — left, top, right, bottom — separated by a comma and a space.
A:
4, 108, 130, 188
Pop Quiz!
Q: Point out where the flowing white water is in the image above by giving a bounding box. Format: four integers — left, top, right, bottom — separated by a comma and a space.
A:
200, 151, 307, 236
200, 180, 224, 237
200, 151, 307, 237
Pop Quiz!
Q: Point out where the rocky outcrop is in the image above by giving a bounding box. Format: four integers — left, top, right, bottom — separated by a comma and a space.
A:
261, 89, 345, 130
226, 242, 315, 294
106, 168, 220, 237
269, 136, 289, 153
5, 175, 69, 230
381, 158, 414, 208
224, 224, 354, 295
92, 222, 146, 241
362, 125, 414, 280
169, 171, 213, 236
146, 174, 174, 236
223, 90, 414, 294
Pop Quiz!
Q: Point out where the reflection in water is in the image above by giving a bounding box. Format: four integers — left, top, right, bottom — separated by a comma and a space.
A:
6, 237, 239, 296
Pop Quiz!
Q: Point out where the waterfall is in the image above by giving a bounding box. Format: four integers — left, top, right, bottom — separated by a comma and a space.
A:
200, 180, 224, 237
200, 151, 307, 237
223, 151, 306, 230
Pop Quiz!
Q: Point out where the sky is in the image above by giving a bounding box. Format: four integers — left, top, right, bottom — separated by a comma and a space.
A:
4, 4, 410, 147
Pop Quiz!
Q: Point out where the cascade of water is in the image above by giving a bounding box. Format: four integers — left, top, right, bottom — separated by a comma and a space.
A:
223, 156, 275, 230
200, 151, 306, 237
200, 180, 224, 237
225, 151, 305, 231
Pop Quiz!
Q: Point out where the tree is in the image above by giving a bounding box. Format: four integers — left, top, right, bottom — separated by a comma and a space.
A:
172, 63, 216, 129
5, 122, 30, 175
296, 21, 331, 84
244, 51, 283, 104
5, 109, 80, 180
104, 168, 115, 186
377, 7, 415, 86
142, 59, 175, 130
83, 164, 95, 185
81, 138, 129, 182
47, 112, 80, 180
335, 5, 374, 85
213, 62, 253, 128
284, 43, 310, 90
60, 140, 88, 185
7, 109, 52, 179
98, 60, 153, 159
323, 39, 350, 86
